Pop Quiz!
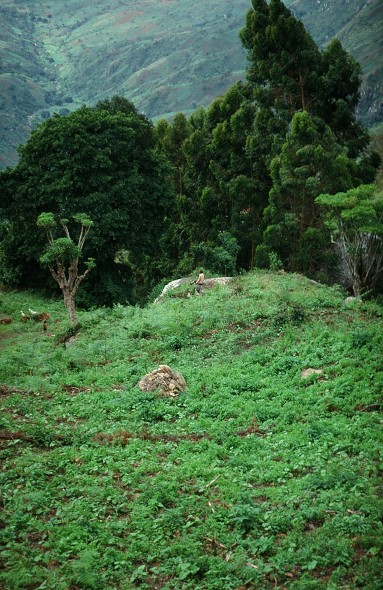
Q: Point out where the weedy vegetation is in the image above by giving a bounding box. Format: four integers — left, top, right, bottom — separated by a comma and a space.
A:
0, 271, 382, 589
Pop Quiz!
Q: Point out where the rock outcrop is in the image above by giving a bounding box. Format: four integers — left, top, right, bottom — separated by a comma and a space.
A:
138, 365, 186, 397
154, 276, 233, 302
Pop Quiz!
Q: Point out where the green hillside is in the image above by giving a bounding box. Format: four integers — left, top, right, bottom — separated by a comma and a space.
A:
1, 272, 382, 589
0, 0, 382, 169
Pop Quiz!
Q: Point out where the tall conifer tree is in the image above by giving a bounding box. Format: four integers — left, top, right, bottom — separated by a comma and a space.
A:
239, 0, 378, 276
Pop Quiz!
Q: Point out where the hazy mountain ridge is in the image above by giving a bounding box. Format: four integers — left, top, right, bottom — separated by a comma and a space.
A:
0, 0, 382, 169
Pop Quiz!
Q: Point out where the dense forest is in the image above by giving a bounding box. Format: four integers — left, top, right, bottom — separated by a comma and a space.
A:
1, 0, 383, 312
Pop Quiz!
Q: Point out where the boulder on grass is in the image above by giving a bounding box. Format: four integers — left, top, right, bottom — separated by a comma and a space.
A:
138, 365, 186, 398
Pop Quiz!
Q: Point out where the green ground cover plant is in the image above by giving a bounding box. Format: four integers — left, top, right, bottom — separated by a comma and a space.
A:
0, 271, 382, 589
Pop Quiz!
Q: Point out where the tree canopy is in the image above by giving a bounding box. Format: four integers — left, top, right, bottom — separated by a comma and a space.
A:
0, 98, 174, 305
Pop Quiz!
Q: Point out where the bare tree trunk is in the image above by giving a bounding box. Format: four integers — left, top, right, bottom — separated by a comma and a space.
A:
63, 290, 77, 324
299, 71, 306, 111
68, 297, 77, 325
351, 274, 361, 298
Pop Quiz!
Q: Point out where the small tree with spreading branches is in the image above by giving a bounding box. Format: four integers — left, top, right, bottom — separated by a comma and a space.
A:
316, 185, 383, 296
37, 212, 95, 324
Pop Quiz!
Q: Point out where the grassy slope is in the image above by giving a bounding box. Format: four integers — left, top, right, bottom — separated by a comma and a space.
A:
1, 0, 382, 169
0, 272, 382, 589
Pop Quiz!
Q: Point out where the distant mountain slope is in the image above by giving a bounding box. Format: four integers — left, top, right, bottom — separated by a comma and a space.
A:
33, 0, 249, 118
0, 2, 49, 168
0, 0, 382, 169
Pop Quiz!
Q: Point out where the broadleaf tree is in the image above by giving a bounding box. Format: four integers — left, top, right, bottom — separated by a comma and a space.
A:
316, 185, 383, 296
0, 98, 175, 306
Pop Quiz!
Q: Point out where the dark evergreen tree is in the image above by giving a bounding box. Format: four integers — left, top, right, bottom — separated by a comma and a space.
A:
240, 0, 321, 117
150, 1, 379, 281
239, 0, 379, 276
156, 108, 215, 275
318, 39, 368, 158
154, 113, 189, 195
264, 111, 354, 273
